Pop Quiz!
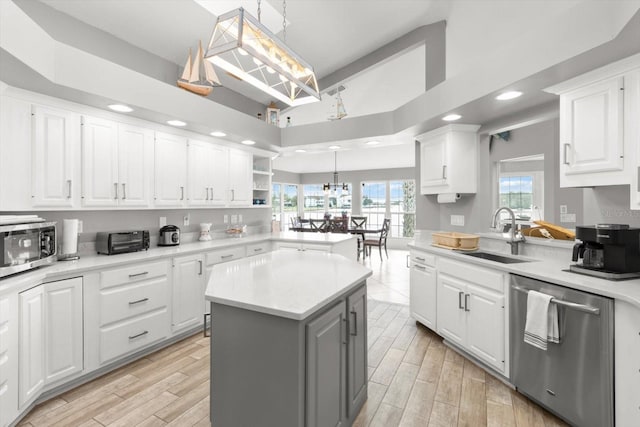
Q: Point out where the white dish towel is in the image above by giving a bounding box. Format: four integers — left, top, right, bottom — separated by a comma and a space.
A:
524, 290, 560, 351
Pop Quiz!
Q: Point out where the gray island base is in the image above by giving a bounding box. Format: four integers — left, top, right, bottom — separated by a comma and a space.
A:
205, 251, 372, 427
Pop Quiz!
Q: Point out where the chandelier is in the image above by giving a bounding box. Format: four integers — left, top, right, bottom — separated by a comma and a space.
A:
323, 151, 349, 195
204, 1, 321, 107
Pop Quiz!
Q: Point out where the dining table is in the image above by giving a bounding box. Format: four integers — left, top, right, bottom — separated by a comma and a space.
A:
289, 224, 383, 259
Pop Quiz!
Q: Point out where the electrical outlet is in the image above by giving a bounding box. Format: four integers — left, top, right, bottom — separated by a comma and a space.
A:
450, 215, 465, 226
77, 220, 83, 233
238, 214, 243, 223
224, 214, 229, 224
231, 214, 238, 224
560, 205, 568, 214
560, 213, 576, 223
159, 216, 167, 227
183, 214, 190, 226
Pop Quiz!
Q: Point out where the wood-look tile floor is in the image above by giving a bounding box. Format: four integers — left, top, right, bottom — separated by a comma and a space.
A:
18, 249, 568, 427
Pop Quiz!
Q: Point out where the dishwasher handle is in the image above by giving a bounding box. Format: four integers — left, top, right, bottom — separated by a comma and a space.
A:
512, 285, 601, 315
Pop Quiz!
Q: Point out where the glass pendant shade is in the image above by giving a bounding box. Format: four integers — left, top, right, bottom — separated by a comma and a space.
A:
204, 8, 321, 107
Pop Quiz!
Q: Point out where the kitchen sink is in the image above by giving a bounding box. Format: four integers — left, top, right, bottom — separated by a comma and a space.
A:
463, 251, 531, 264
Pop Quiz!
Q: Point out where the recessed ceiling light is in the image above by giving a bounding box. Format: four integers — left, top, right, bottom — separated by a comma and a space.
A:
295, 149, 306, 153
496, 91, 523, 100
329, 145, 341, 150
167, 120, 186, 127
210, 131, 227, 137
366, 141, 380, 145
442, 114, 461, 121
241, 140, 256, 145
108, 104, 133, 113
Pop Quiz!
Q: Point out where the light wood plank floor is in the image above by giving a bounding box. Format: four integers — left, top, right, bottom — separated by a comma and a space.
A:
18, 250, 569, 427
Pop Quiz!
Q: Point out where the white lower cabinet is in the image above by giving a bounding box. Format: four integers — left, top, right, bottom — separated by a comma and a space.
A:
409, 251, 437, 330
436, 258, 507, 374
18, 277, 84, 408
172, 254, 205, 332
0, 292, 18, 427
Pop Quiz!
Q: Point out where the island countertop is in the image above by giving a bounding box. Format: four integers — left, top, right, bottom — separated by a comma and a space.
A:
205, 251, 372, 320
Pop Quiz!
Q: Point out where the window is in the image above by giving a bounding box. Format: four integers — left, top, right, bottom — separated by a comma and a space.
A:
302, 184, 325, 219
498, 173, 543, 223
362, 180, 415, 238
272, 183, 299, 230
302, 184, 352, 220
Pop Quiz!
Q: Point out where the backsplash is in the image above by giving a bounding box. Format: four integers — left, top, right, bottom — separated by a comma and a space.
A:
583, 186, 640, 227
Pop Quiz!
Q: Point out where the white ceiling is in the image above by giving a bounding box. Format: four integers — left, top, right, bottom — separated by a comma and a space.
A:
31, 0, 627, 174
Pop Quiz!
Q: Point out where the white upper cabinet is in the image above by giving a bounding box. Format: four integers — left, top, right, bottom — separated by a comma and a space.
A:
417, 124, 480, 195
0, 96, 32, 210
228, 149, 252, 206
31, 105, 81, 208
187, 140, 228, 207
545, 53, 640, 190
154, 132, 188, 207
628, 68, 640, 210
82, 116, 153, 208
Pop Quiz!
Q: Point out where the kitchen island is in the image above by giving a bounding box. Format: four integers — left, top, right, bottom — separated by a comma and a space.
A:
205, 250, 372, 427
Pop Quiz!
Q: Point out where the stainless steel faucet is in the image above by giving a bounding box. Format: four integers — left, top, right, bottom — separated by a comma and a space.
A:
491, 207, 525, 255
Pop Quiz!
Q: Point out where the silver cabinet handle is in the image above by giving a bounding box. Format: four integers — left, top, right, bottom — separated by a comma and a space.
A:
128, 298, 149, 305
406, 254, 410, 268
416, 256, 425, 262
414, 265, 426, 271
231, 189, 235, 201
180, 186, 184, 200
464, 294, 470, 312
128, 330, 149, 340
442, 165, 447, 180
67, 179, 72, 199
205, 187, 209, 200
122, 183, 126, 199
512, 285, 600, 315
254, 248, 263, 252
128, 271, 149, 278
563, 143, 571, 165
198, 260, 203, 275
114, 182, 118, 199
209, 188, 213, 200
350, 309, 357, 336
221, 254, 233, 259
458, 291, 464, 309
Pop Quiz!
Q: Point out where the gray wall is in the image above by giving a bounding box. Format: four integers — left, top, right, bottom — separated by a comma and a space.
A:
7, 208, 272, 243
583, 186, 640, 227
416, 118, 584, 233
272, 170, 302, 184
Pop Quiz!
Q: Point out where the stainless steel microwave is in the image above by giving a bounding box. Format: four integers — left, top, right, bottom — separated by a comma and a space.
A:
0, 221, 56, 279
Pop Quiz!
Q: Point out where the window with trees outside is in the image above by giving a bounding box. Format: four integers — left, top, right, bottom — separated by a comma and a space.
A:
272, 183, 298, 230
498, 173, 543, 223
302, 184, 325, 219
362, 180, 415, 238
302, 184, 352, 220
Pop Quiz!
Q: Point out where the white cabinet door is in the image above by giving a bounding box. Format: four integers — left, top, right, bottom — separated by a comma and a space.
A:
559, 77, 624, 187
436, 274, 466, 348
228, 149, 252, 206
211, 145, 229, 205
465, 283, 505, 372
155, 132, 187, 207
118, 123, 153, 207
18, 285, 44, 408
409, 263, 436, 330
172, 254, 205, 332
0, 96, 32, 210
628, 69, 640, 210
0, 292, 18, 427
44, 278, 83, 385
420, 133, 447, 189
81, 116, 119, 207
32, 105, 81, 208
187, 139, 214, 207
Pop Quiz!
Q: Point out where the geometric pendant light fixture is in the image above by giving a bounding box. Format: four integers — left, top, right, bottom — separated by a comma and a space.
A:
204, 5, 321, 107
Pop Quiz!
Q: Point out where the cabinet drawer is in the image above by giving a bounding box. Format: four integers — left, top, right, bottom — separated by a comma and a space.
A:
410, 251, 436, 267
100, 260, 168, 289
438, 258, 505, 293
99, 277, 169, 326
99, 309, 169, 364
246, 242, 271, 257
206, 246, 245, 266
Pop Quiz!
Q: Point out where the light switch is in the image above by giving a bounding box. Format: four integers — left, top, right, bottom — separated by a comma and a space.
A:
450, 215, 465, 226
560, 213, 576, 223
560, 205, 568, 214
231, 214, 238, 224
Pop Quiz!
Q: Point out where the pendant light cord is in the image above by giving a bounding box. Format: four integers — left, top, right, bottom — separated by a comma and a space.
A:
257, 0, 261, 22
282, 0, 287, 41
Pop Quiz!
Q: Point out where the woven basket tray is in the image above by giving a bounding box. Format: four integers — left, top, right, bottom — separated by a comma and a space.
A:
432, 232, 480, 249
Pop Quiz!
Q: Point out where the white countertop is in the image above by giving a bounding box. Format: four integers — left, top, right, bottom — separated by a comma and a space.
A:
0, 232, 356, 293
205, 251, 372, 320
408, 239, 640, 308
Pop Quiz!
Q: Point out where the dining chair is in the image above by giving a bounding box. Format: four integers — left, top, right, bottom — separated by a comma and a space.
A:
350, 216, 367, 229
310, 218, 328, 232
330, 218, 348, 233
289, 217, 298, 230
363, 218, 390, 260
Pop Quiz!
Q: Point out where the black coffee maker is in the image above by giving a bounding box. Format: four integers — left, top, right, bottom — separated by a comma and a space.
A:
571, 224, 640, 279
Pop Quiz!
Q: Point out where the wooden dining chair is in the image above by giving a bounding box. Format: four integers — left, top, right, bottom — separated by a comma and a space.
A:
350, 216, 367, 229
363, 218, 391, 260
329, 218, 348, 233
310, 218, 328, 232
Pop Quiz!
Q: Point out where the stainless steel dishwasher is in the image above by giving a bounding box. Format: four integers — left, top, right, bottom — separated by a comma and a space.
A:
510, 275, 614, 427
